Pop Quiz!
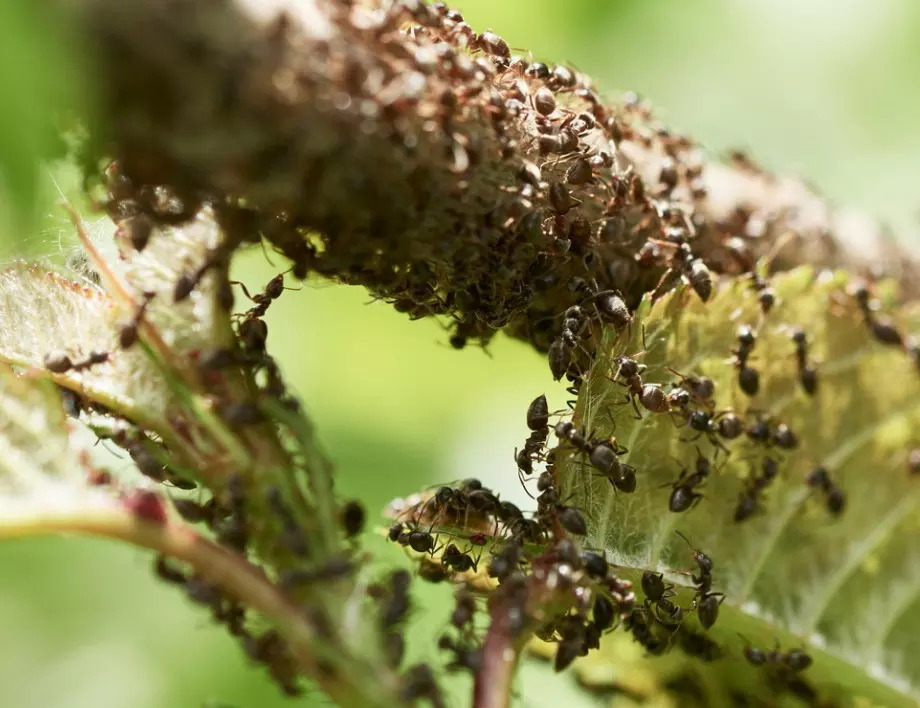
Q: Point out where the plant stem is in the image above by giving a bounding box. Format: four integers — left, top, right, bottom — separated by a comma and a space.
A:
0, 506, 397, 708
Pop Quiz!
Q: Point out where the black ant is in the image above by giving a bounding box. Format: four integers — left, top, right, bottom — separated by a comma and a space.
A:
805, 466, 846, 516
555, 420, 637, 493
790, 327, 818, 395
515, 394, 549, 482
663, 448, 711, 513
667, 368, 716, 407
399, 664, 445, 708
609, 347, 669, 418
674, 531, 723, 629
740, 636, 812, 673
437, 635, 483, 674
118, 291, 156, 349
852, 281, 906, 348
681, 409, 731, 453
649, 240, 713, 303
748, 272, 776, 314
232, 273, 296, 319
548, 305, 589, 381
731, 325, 760, 396
43, 349, 110, 375
734, 458, 778, 523
441, 543, 481, 574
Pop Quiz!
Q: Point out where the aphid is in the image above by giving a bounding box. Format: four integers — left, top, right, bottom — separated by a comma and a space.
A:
733, 485, 762, 523
388, 522, 404, 542
124, 488, 168, 525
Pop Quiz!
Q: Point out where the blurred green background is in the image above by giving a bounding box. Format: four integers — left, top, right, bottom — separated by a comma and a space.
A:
1, 1, 919, 707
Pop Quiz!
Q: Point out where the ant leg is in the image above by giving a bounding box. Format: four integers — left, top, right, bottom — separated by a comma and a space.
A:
229, 280, 256, 302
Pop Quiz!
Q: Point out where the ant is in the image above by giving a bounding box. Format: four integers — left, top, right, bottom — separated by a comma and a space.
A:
734, 458, 778, 523
437, 635, 483, 674
731, 325, 760, 397
852, 281, 906, 348
663, 448, 712, 513
548, 305, 590, 381
675, 531, 724, 630
118, 291, 156, 349
609, 343, 668, 417
399, 664, 446, 708
681, 409, 731, 453
515, 394, 549, 481
667, 368, 716, 407
555, 420, 637, 493
43, 350, 109, 375
740, 635, 812, 673
232, 273, 296, 319
649, 241, 713, 303
805, 466, 846, 516
441, 543, 482, 574
747, 270, 777, 314
790, 327, 818, 395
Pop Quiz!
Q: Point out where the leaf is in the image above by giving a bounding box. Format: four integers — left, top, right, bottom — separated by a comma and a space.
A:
0, 361, 120, 525
0, 262, 174, 425
559, 267, 920, 706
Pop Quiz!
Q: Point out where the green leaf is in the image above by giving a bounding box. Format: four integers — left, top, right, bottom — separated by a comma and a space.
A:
559, 266, 920, 706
